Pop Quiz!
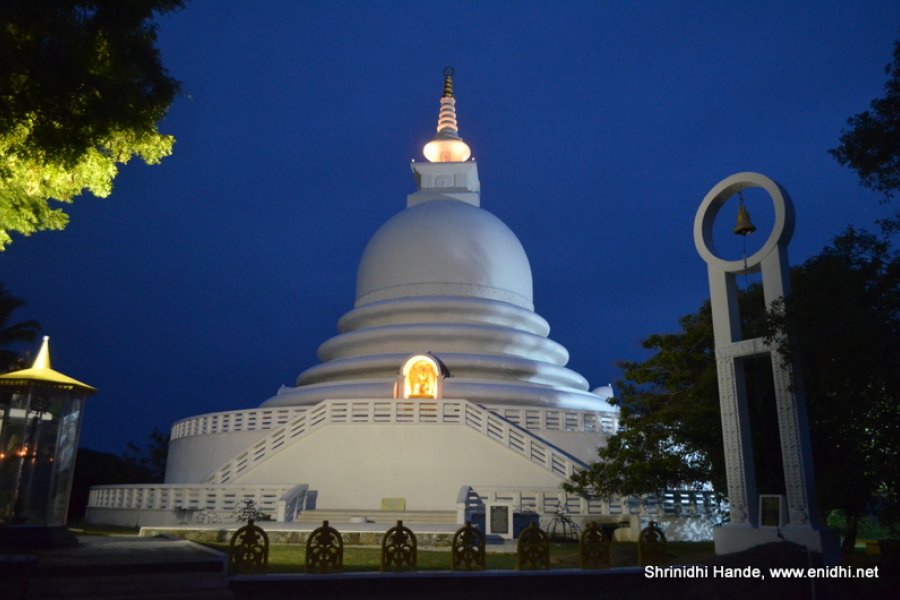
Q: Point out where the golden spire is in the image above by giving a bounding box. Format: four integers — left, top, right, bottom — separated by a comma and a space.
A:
423, 67, 472, 163
442, 67, 454, 97
33, 335, 51, 369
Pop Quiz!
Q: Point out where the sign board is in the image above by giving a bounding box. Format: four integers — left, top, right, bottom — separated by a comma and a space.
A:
486, 503, 513, 539
381, 498, 406, 512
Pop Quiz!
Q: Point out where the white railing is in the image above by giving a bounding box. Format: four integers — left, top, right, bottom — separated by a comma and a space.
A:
170, 407, 308, 440
204, 399, 587, 485
459, 486, 607, 518
87, 483, 306, 522
170, 405, 618, 441
494, 407, 619, 435
456, 485, 720, 521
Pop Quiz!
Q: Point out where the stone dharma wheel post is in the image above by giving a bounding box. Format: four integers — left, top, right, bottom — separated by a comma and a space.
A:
693, 172, 836, 560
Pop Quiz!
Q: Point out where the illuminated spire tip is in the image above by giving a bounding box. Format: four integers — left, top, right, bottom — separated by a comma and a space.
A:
33, 335, 51, 370
423, 67, 472, 163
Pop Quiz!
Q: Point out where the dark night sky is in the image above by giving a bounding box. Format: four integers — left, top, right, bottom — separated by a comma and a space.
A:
1, 1, 897, 455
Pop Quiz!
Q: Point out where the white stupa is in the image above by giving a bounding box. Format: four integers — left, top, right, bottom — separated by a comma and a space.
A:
87, 70, 619, 526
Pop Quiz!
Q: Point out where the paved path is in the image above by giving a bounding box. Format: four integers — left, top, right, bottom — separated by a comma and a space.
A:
3, 535, 233, 600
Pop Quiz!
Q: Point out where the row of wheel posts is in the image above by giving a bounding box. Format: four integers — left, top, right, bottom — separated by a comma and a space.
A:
227, 518, 668, 575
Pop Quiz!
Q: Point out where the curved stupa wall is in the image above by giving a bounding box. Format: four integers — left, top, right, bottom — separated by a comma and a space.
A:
356, 199, 534, 309
263, 162, 614, 414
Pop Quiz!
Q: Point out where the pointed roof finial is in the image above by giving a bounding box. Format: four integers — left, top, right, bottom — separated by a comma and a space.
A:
33, 335, 51, 370
442, 66, 455, 98
423, 67, 472, 163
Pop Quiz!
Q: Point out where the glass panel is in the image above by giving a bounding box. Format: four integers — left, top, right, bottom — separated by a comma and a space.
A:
46, 397, 84, 526
0, 388, 84, 527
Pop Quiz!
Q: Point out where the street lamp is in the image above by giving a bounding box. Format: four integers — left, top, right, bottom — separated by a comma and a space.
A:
0, 336, 95, 548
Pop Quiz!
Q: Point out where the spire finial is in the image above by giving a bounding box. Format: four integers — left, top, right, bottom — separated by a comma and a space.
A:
33, 335, 51, 370
442, 66, 454, 98
423, 67, 472, 163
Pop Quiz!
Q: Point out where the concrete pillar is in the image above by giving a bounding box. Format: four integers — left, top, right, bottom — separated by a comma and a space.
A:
694, 172, 835, 560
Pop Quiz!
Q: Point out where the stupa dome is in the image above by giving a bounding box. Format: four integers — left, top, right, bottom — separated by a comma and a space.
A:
356, 200, 534, 310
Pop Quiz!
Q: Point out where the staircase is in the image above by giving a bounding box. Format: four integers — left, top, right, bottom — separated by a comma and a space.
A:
202, 398, 586, 485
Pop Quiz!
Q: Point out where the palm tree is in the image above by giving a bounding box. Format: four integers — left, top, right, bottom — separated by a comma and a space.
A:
0, 284, 41, 372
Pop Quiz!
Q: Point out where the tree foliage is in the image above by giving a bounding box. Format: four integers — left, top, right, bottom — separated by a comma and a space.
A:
565, 288, 771, 501
0, 0, 184, 249
69, 447, 155, 521
565, 302, 722, 500
770, 228, 899, 544
69, 428, 169, 521
830, 40, 900, 201
0, 283, 41, 371
124, 426, 169, 483
567, 229, 900, 544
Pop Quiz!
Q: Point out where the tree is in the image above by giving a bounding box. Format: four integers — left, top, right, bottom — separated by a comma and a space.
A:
0, 283, 41, 371
124, 426, 169, 483
565, 301, 723, 501
769, 228, 899, 548
830, 40, 899, 202
69, 428, 169, 521
69, 447, 155, 521
0, 0, 184, 250
567, 229, 899, 550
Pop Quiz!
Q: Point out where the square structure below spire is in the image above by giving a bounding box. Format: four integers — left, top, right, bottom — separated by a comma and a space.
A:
408, 160, 480, 207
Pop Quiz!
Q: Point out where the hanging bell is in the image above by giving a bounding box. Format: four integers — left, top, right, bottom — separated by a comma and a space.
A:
733, 204, 757, 236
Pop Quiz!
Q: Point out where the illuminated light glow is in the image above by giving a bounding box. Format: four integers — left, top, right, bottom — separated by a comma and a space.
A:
16, 445, 28, 458
423, 75, 472, 163
34, 336, 51, 369
423, 137, 471, 163
400, 354, 442, 399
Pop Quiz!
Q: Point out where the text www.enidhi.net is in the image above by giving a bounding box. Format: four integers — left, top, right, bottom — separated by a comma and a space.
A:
769, 566, 879, 579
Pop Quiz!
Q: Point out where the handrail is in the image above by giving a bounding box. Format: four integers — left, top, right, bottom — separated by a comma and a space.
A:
87, 481, 717, 523
203, 399, 588, 485
459, 485, 720, 518
492, 407, 618, 435
86, 483, 299, 518
170, 407, 308, 440
171, 405, 618, 441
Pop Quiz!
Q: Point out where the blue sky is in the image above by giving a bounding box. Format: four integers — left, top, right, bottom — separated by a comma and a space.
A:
2, 1, 897, 454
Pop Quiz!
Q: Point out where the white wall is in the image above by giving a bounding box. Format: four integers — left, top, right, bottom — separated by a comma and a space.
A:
234, 423, 565, 511
537, 430, 605, 462
165, 429, 270, 482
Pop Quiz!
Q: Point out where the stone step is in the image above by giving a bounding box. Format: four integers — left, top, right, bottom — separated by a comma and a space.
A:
296, 509, 458, 525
